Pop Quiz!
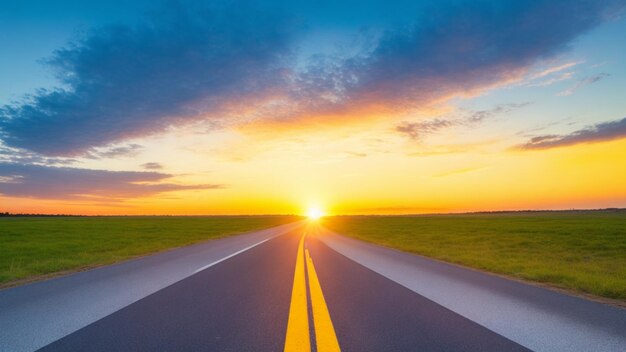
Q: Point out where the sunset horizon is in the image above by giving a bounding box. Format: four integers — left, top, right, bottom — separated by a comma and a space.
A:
2, 1, 626, 216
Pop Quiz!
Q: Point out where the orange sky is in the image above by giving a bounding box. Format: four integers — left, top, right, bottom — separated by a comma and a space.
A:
4, 118, 626, 216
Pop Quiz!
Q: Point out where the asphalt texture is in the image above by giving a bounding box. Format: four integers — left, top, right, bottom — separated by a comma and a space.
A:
305, 235, 530, 351
39, 232, 300, 352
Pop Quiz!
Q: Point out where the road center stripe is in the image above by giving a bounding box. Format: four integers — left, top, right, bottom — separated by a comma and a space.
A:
284, 234, 311, 352
305, 248, 341, 352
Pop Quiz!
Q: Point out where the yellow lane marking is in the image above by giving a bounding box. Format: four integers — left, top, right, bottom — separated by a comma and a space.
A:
284, 235, 311, 352
305, 248, 341, 352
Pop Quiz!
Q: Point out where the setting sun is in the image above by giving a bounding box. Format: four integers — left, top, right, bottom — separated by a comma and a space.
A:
307, 207, 324, 220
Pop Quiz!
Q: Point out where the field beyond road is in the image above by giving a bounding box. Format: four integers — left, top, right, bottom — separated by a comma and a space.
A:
322, 211, 626, 301
0, 216, 299, 287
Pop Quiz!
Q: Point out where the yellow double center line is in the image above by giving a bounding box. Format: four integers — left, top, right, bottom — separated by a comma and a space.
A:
284, 234, 340, 352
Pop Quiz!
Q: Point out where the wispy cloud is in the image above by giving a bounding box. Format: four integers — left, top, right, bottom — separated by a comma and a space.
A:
396, 119, 454, 141
515, 117, 626, 150
466, 103, 530, 123
0, 163, 222, 200
86, 144, 144, 159
558, 73, 610, 96
396, 103, 529, 141
0, 145, 76, 166
141, 162, 164, 170
528, 71, 575, 87
531, 61, 581, 80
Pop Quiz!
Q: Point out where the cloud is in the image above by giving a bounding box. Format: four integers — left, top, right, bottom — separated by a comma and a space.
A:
515, 117, 626, 150
86, 144, 144, 159
396, 103, 529, 141
558, 73, 610, 96
141, 162, 163, 170
0, 163, 222, 200
524, 61, 580, 87
532, 61, 581, 79
396, 119, 453, 141
318, 1, 622, 113
0, 145, 76, 166
466, 102, 530, 123
0, 2, 295, 156
528, 71, 575, 87
1, 0, 622, 156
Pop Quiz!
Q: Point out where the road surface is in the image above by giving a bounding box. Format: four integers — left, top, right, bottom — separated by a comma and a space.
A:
1, 221, 625, 351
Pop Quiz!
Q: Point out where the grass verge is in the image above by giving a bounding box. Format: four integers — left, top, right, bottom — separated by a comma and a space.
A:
322, 211, 626, 301
0, 216, 300, 287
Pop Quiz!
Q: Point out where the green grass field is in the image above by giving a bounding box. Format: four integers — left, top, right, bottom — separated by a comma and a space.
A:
322, 211, 626, 301
0, 216, 299, 287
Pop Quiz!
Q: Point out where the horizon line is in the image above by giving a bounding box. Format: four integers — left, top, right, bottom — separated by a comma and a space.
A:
1, 207, 625, 217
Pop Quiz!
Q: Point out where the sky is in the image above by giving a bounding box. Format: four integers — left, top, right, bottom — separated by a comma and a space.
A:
1, 0, 626, 215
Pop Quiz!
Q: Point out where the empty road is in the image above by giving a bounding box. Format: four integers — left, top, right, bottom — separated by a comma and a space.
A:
1, 221, 625, 351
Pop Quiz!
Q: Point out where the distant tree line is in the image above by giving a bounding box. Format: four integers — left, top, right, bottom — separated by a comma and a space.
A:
330, 208, 626, 217
463, 208, 626, 214
0, 212, 85, 217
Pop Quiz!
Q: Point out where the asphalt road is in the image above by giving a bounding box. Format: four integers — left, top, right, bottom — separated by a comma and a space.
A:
40, 227, 300, 352
305, 233, 529, 351
1, 221, 625, 351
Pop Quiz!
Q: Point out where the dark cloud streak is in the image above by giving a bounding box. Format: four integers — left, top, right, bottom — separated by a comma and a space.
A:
0, 163, 222, 200
515, 117, 626, 150
558, 73, 610, 96
141, 162, 163, 170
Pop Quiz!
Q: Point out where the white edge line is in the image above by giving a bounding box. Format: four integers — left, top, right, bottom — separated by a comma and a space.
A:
193, 237, 273, 273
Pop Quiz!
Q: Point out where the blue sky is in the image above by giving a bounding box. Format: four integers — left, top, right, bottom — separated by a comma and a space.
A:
0, 1, 147, 101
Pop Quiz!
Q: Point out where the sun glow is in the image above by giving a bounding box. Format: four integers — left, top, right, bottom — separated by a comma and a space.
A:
307, 207, 324, 220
